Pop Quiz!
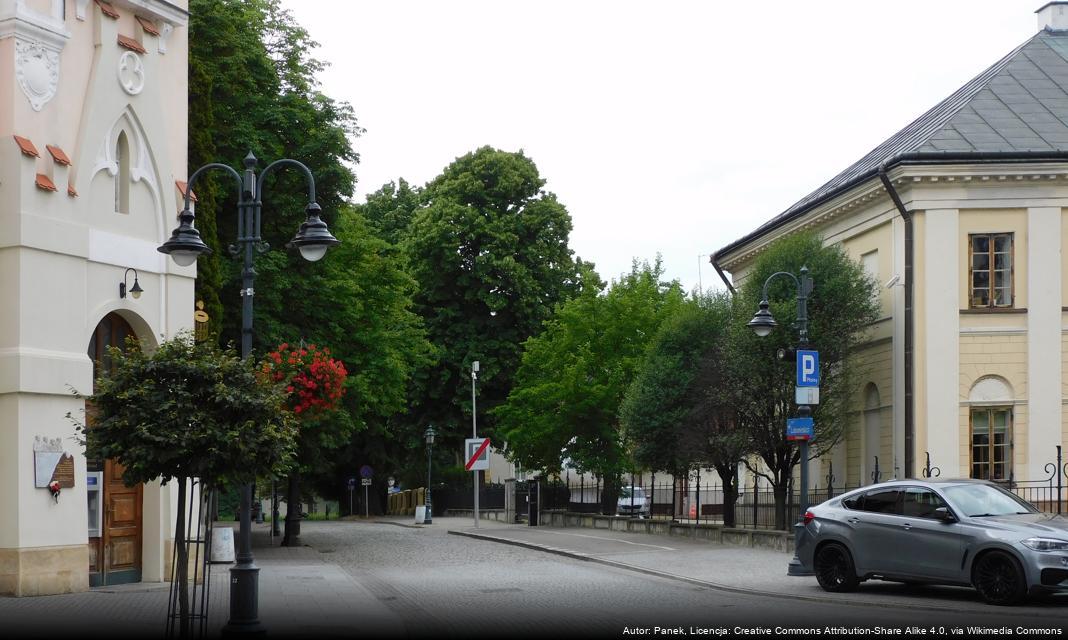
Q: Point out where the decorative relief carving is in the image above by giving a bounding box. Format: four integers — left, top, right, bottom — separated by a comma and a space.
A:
157, 22, 173, 54
15, 38, 59, 111
117, 51, 145, 95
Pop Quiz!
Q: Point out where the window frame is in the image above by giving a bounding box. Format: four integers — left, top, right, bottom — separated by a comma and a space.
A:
969, 406, 1013, 482
967, 232, 1014, 309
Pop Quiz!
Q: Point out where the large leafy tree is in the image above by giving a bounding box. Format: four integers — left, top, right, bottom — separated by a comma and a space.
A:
495, 259, 684, 513
188, 0, 361, 351
729, 232, 879, 529
620, 292, 747, 526
403, 147, 594, 454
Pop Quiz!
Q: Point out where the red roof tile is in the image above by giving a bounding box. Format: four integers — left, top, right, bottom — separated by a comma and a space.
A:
95, 0, 119, 19
176, 180, 199, 202
136, 16, 160, 36
67, 185, 78, 198
35, 174, 57, 192
117, 35, 147, 54
46, 145, 71, 166
13, 135, 39, 158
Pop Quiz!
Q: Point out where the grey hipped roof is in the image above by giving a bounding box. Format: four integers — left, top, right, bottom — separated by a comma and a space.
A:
716, 28, 1068, 260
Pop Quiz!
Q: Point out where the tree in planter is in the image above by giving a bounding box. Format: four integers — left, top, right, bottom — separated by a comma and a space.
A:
621, 292, 748, 526
73, 334, 296, 638
728, 232, 879, 530
260, 342, 347, 546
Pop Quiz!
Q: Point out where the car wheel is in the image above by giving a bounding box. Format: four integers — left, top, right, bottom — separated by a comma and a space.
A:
973, 551, 1027, 606
814, 542, 860, 592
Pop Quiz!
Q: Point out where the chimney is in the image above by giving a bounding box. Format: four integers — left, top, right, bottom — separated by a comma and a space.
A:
1038, 2, 1068, 31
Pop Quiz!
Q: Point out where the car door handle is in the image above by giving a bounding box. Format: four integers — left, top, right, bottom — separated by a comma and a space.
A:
901, 523, 912, 530
846, 517, 861, 524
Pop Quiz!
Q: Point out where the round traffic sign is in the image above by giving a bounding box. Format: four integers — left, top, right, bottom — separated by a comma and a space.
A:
359, 465, 374, 479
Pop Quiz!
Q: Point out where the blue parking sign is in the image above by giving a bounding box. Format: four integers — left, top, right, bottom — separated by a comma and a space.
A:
797, 350, 819, 387
786, 417, 814, 441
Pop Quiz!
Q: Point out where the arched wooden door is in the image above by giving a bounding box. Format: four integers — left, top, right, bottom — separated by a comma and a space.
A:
87, 313, 143, 586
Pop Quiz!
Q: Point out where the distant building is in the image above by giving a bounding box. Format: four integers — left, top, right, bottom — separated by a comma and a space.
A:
0, 0, 192, 595
714, 3, 1068, 489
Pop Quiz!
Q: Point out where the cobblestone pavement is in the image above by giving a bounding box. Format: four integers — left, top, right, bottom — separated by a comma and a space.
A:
3, 518, 1068, 639
295, 517, 1068, 637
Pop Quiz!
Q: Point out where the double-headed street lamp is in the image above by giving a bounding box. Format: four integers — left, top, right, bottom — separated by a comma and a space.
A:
158, 151, 340, 635
747, 265, 814, 577
424, 426, 436, 525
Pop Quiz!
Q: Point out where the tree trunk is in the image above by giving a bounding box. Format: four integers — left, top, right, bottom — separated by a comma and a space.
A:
282, 471, 301, 547
716, 464, 740, 529
175, 476, 190, 639
772, 483, 788, 531
600, 475, 620, 516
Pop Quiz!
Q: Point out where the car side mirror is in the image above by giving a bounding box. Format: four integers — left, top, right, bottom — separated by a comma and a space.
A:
934, 507, 956, 522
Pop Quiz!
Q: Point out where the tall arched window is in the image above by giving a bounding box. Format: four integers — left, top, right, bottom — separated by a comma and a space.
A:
115, 131, 130, 214
968, 376, 1014, 481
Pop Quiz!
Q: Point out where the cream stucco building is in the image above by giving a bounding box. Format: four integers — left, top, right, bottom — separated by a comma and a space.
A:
714, 3, 1068, 492
0, 0, 193, 595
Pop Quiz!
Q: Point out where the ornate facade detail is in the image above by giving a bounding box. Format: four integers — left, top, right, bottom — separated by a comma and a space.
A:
15, 38, 60, 111
117, 51, 145, 95
157, 22, 173, 54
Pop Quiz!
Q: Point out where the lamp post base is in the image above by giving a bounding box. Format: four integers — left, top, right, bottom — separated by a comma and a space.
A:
221, 565, 264, 637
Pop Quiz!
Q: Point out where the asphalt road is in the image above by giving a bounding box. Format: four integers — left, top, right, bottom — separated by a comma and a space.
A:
297, 519, 1068, 638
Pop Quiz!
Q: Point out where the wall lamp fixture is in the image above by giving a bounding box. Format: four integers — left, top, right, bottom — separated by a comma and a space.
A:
120, 268, 143, 300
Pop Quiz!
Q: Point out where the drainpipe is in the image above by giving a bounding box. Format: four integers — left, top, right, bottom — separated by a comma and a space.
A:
877, 163, 914, 479
708, 252, 736, 295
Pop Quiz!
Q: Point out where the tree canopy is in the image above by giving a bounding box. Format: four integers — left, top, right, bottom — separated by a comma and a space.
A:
729, 232, 879, 527
401, 147, 595, 449
76, 334, 297, 488
495, 259, 684, 511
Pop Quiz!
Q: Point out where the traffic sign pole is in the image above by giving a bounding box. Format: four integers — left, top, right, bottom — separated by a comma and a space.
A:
472, 361, 479, 530
364, 485, 369, 517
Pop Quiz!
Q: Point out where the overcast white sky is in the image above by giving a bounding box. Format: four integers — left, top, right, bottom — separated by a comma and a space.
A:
279, 0, 1038, 292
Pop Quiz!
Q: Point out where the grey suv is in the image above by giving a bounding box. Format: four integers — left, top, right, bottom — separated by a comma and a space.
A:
796, 479, 1068, 605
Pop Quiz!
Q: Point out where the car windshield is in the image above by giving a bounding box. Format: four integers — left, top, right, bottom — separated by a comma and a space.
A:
941, 484, 1038, 517
619, 488, 646, 501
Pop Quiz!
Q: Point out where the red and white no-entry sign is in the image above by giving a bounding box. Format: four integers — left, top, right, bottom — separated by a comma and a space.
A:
465, 438, 490, 471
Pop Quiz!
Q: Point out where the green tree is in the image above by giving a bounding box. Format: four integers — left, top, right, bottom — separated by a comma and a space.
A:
729, 232, 879, 529
620, 292, 747, 526
74, 334, 296, 636
403, 146, 594, 453
188, 0, 361, 351
361, 179, 423, 247
495, 259, 684, 513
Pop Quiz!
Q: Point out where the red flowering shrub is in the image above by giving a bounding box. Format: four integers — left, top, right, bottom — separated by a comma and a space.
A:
261, 343, 348, 416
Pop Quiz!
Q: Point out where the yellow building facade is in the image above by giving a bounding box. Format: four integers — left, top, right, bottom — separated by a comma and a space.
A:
715, 4, 1068, 491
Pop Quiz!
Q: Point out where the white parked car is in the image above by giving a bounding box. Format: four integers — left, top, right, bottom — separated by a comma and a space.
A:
617, 486, 651, 518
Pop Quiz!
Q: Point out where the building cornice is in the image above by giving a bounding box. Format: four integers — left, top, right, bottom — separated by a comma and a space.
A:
718, 161, 1068, 273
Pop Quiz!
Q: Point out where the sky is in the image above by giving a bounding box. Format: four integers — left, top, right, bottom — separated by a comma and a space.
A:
279, 0, 1039, 293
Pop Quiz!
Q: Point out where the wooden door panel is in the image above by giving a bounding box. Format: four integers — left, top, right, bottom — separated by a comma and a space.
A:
103, 458, 142, 584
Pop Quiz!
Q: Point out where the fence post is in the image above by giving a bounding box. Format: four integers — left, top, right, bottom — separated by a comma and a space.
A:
826, 462, 836, 500
871, 456, 881, 484
1058, 445, 1064, 516
752, 476, 759, 528
651, 472, 656, 519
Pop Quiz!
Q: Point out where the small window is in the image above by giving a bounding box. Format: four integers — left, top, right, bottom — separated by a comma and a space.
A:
842, 493, 863, 510
971, 407, 1012, 481
969, 233, 1013, 308
902, 488, 947, 519
860, 488, 901, 514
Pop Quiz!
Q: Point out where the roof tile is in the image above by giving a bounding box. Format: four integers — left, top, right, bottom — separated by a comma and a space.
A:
45, 144, 71, 166
13, 135, 39, 157
136, 16, 160, 36
95, 0, 119, 19
35, 174, 57, 192
117, 35, 147, 54
67, 185, 78, 198
176, 180, 198, 202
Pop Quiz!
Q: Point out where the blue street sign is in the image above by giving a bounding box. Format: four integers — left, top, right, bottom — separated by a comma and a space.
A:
359, 465, 374, 479
786, 417, 814, 441
797, 350, 819, 387
346, 476, 357, 489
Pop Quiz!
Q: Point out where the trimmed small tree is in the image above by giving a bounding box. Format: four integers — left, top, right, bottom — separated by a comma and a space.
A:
74, 334, 297, 638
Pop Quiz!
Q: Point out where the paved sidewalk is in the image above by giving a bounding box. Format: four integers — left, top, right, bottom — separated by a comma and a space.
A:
433, 515, 1068, 619
0, 524, 403, 639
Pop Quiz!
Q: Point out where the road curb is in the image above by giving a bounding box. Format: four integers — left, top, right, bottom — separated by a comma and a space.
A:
446, 529, 1046, 618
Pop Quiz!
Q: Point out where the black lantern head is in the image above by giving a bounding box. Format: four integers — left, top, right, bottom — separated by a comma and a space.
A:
747, 300, 777, 337
158, 208, 213, 266
286, 202, 340, 262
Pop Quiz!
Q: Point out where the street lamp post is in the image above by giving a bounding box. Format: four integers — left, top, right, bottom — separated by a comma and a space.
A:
747, 265, 814, 577
158, 151, 340, 635
424, 426, 436, 525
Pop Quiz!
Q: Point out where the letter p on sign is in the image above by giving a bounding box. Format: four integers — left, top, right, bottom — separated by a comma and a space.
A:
797, 350, 819, 387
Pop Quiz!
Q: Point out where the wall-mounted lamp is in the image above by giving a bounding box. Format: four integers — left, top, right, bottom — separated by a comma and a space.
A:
120, 268, 143, 300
